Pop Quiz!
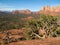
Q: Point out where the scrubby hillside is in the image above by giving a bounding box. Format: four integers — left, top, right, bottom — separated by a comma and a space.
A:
0, 12, 39, 31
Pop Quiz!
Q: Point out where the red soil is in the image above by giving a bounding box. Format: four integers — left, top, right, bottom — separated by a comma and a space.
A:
7, 37, 60, 45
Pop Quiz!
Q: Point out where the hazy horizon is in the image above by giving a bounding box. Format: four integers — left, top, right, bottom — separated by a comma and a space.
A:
0, 0, 60, 11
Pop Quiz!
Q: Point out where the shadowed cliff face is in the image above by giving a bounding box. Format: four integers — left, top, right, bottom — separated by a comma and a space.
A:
40, 6, 60, 16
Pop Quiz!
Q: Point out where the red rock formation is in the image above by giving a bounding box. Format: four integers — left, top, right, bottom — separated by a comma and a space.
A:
40, 6, 60, 16
12, 6, 60, 16
12, 9, 31, 14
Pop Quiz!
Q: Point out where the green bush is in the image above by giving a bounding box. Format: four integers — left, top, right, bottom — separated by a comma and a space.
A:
24, 15, 60, 40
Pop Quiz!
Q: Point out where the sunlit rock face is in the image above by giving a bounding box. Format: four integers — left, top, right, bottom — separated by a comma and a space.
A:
54, 6, 60, 12
40, 6, 60, 16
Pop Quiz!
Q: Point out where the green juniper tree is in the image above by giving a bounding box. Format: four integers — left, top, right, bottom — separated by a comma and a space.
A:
24, 15, 59, 40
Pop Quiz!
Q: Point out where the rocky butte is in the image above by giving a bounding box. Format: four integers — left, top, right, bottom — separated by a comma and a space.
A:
40, 6, 60, 16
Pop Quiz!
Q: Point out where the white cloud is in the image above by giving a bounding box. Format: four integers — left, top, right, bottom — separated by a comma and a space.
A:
0, 2, 15, 11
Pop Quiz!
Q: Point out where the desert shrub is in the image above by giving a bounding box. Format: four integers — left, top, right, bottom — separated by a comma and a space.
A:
38, 15, 58, 37
24, 18, 41, 40
56, 29, 60, 37
24, 15, 59, 40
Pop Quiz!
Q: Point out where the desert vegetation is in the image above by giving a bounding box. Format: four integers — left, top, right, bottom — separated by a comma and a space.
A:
0, 12, 60, 45
24, 15, 60, 40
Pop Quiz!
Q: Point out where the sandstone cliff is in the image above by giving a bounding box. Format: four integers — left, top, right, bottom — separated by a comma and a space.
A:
40, 6, 60, 16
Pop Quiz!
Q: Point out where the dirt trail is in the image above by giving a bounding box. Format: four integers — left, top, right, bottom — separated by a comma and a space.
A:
7, 37, 60, 45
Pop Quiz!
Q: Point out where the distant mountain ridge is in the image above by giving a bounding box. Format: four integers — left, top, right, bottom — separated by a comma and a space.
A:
0, 6, 60, 16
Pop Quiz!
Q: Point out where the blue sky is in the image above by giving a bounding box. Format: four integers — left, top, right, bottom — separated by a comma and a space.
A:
0, 0, 60, 11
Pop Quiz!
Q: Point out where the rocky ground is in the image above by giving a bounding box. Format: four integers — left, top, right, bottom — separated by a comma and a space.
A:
0, 29, 60, 45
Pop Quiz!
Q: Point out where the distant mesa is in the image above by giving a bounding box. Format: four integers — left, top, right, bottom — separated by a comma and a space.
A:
12, 9, 40, 15
12, 9, 31, 14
